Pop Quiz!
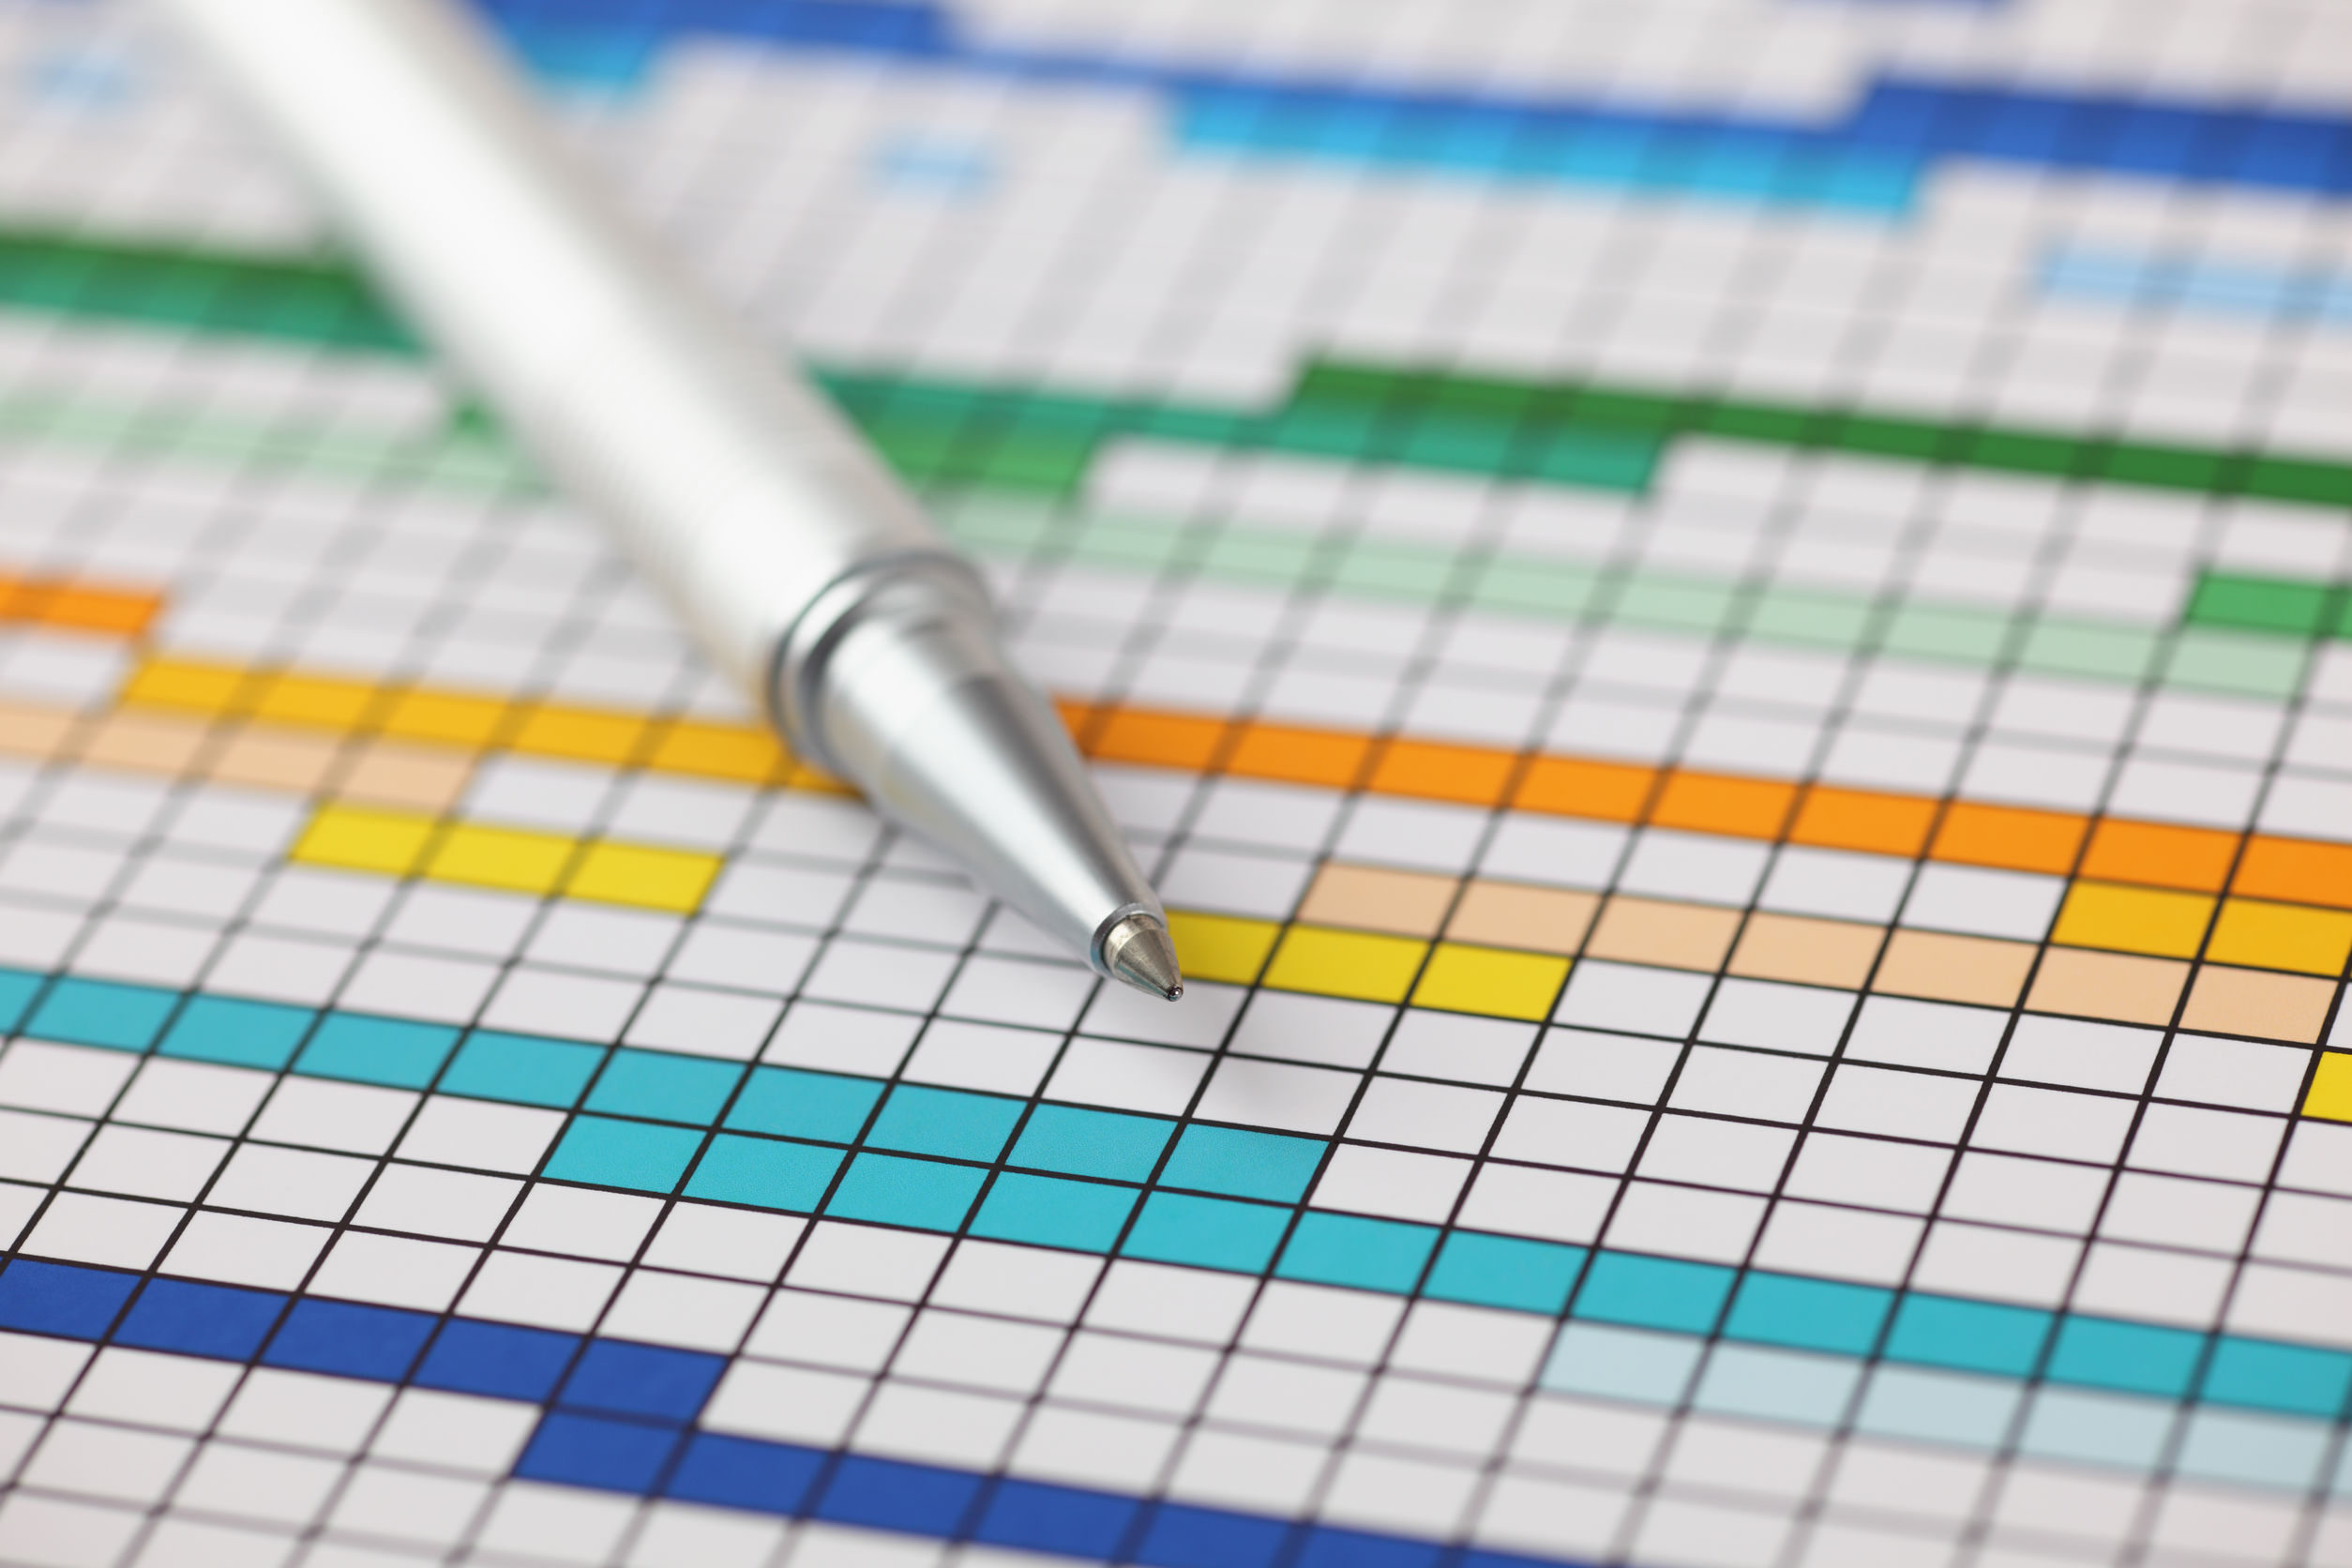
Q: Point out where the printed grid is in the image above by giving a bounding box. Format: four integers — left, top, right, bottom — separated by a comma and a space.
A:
0, 1, 2349, 1566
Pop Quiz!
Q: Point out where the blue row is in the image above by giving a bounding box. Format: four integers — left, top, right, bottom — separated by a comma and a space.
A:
2042, 245, 2352, 324
9, 966, 2352, 1426
0, 1257, 1582, 1568
468, 0, 2352, 206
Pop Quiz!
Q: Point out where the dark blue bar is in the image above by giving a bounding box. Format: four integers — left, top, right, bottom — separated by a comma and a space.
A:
115, 1278, 284, 1361
0, 1259, 137, 1338
417, 1318, 581, 1401
264, 1298, 435, 1381
558, 1338, 727, 1423
516, 1410, 686, 1493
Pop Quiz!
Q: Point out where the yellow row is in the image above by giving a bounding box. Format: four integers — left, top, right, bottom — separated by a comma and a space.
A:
293, 805, 721, 914
2055, 881, 2352, 976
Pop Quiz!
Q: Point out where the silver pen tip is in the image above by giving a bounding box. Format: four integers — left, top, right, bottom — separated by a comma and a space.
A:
1102, 912, 1184, 1001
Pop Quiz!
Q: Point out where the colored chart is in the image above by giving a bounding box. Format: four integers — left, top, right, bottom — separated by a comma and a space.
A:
1, 1, 2351, 1566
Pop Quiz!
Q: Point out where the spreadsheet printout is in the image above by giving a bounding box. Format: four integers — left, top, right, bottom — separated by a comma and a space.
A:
1, 1, 2352, 1565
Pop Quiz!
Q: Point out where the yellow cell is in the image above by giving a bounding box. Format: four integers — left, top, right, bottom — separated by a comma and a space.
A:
566, 840, 723, 913
1262, 925, 1428, 1003
512, 703, 648, 765
381, 687, 510, 747
120, 657, 246, 716
2051, 881, 2215, 959
1411, 942, 1569, 1021
2207, 897, 2352, 977
648, 719, 791, 784
292, 804, 435, 877
252, 671, 379, 731
1165, 911, 1280, 987
2304, 1053, 2352, 1123
427, 822, 574, 895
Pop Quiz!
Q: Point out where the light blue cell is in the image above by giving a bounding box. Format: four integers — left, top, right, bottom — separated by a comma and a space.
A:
1120, 1192, 1289, 1274
683, 1135, 841, 1213
1275, 1213, 1436, 1293
158, 995, 315, 1070
1157, 1125, 1324, 1203
971, 1172, 1137, 1253
1853, 1365, 2021, 1448
2017, 1386, 2175, 1470
865, 1085, 1022, 1163
824, 1152, 986, 1232
1540, 1322, 1702, 1406
2174, 1407, 2329, 1491
1692, 1344, 1860, 1427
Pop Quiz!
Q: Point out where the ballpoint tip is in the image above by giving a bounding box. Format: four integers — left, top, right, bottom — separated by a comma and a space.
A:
1103, 912, 1184, 1001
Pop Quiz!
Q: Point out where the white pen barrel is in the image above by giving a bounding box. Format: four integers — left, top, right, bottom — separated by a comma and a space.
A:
159, 0, 947, 699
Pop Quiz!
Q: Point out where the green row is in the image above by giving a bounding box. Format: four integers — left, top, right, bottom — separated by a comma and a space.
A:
2186, 571, 2352, 641
945, 498, 2316, 699
3, 224, 2347, 509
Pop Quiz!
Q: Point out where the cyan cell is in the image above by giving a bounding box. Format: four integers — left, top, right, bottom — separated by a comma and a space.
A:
1121, 1192, 1289, 1274
1424, 1232, 1584, 1315
1883, 1292, 2051, 1377
972, 1172, 1137, 1252
543, 1115, 701, 1193
158, 995, 314, 1070
2202, 1334, 2352, 1420
1573, 1252, 1732, 1335
685, 1134, 842, 1212
26, 976, 175, 1051
2174, 1407, 2329, 1490
440, 1030, 605, 1108
2046, 1315, 2203, 1399
2017, 1386, 2175, 1470
587, 1048, 741, 1125
1276, 1213, 1437, 1294
294, 1012, 459, 1089
825, 1152, 986, 1231
1853, 1364, 2021, 1448
1725, 1272, 1891, 1356
866, 1085, 1022, 1162
1540, 1322, 1702, 1405
1009, 1105, 1172, 1182
1157, 1124, 1324, 1202
726, 1066, 881, 1144
1693, 1343, 1860, 1426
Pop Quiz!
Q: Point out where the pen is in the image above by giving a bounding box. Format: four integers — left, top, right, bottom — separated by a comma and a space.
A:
158, 0, 1183, 1000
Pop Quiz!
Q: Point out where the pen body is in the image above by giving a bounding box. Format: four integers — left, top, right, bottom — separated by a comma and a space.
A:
162, 0, 952, 702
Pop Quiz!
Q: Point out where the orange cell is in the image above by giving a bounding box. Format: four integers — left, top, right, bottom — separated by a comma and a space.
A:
379, 687, 511, 748
1085, 705, 1227, 772
1511, 755, 1655, 822
1728, 912, 1885, 990
2025, 947, 2190, 1028
1445, 880, 1599, 957
1788, 786, 1937, 858
2077, 818, 2239, 894
2234, 835, 2352, 914
37, 585, 161, 637
1872, 929, 2035, 1007
511, 703, 649, 765
1583, 896, 1742, 972
1929, 801, 2088, 876
1295, 863, 1460, 938
1225, 720, 1368, 790
2179, 964, 2336, 1044
648, 719, 791, 784
1649, 770, 1796, 840
1367, 738, 1516, 807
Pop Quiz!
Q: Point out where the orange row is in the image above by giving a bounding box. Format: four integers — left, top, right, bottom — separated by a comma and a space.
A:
0, 574, 160, 639
1060, 700, 2352, 914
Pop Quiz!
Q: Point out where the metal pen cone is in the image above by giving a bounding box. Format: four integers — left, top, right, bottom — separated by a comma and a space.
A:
1103, 912, 1184, 1001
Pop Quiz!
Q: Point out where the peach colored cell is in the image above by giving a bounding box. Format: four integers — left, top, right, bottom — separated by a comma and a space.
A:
1729, 912, 1886, 990
0, 700, 75, 760
2179, 964, 2336, 1044
1871, 929, 2035, 1007
2025, 947, 2189, 1027
78, 710, 211, 776
207, 724, 340, 792
1445, 881, 1600, 957
1295, 863, 1460, 938
1583, 895, 1742, 972
333, 737, 476, 812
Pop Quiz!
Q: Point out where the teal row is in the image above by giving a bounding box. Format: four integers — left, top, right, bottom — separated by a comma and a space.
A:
8, 968, 2351, 1434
